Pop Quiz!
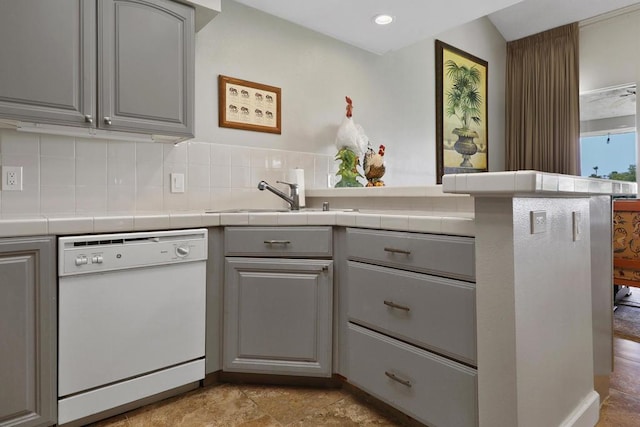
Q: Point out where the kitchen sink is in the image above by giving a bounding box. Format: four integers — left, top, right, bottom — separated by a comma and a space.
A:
205, 208, 358, 214
205, 209, 289, 213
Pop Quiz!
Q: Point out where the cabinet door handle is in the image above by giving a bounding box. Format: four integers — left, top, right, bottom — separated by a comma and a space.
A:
384, 300, 411, 312
84, 115, 93, 124
264, 240, 291, 245
103, 117, 112, 125
384, 247, 411, 255
385, 371, 412, 387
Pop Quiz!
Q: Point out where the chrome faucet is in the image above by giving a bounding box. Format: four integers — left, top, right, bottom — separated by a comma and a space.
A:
257, 180, 300, 210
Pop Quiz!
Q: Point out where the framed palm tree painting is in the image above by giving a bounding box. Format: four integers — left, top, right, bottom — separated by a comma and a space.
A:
435, 40, 488, 184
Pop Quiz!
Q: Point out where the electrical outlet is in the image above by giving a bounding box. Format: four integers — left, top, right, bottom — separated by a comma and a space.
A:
2, 166, 23, 191
530, 210, 547, 234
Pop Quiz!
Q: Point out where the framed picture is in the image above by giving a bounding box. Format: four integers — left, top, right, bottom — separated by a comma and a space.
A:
218, 75, 281, 134
435, 40, 488, 184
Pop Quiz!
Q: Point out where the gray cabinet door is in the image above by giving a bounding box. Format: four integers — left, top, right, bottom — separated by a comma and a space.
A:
224, 258, 333, 377
0, 0, 95, 126
98, 0, 194, 137
0, 236, 56, 427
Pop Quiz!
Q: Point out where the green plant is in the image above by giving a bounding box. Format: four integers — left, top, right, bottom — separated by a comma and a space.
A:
609, 164, 636, 182
334, 148, 363, 187
445, 60, 482, 133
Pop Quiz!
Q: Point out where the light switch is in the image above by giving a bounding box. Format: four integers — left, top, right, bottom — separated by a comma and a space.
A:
573, 211, 582, 241
530, 210, 547, 234
170, 173, 185, 193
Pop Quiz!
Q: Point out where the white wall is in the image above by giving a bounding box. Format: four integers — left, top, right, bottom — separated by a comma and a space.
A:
378, 18, 507, 185
195, 0, 507, 186
194, 0, 385, 155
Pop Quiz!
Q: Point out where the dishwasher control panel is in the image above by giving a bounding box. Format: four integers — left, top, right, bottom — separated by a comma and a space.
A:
59, 229, 208, 276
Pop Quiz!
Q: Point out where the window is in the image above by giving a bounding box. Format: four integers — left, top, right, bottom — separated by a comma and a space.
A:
580, 132, 636, 180
580, 84, 636, 181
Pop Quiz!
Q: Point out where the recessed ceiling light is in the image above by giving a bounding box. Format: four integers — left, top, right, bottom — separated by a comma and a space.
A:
373, 14, 394, 25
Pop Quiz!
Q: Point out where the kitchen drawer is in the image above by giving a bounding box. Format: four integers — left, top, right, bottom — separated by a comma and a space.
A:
348, 323, 477, 427
348, 261, 476, 365
224, 226, 332, 257
347, 228, 475, 281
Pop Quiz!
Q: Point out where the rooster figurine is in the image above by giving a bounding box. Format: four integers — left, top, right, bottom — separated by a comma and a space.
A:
334, 96, 367, 187
364, 144, 386, 187
335, 96, 368, 156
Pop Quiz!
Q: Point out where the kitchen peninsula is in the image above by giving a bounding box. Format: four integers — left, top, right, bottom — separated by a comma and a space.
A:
1, 171, 635, 427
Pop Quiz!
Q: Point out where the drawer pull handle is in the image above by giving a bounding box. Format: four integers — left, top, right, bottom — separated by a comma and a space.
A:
384, 300, 411, 312
384, 247, 411, 255
264, 240, 291, 245
385, 371, 412, 387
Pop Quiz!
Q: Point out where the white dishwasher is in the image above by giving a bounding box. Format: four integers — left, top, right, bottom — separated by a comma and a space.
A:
57, 229, 207, 425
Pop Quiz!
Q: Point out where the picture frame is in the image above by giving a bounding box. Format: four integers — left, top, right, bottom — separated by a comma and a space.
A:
435, 40, 488, 184
218, 75, 281, 134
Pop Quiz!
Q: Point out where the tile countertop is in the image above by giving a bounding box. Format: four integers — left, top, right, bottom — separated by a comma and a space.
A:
442, 170, 638, 196
0, 210, 475, 239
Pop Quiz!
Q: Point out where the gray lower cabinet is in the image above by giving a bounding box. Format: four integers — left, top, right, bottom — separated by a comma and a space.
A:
348, 324, 477, 427
223, 257, 333, 377
344, 227, 477, 426
347, 260, 477, 365
0, 0, 194, 138
0, 236, 56, 427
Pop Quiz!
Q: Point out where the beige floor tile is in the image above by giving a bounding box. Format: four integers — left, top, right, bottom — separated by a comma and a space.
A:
92, 384, 273, 427
290, 394, 402, 427
239, 384, 346, 425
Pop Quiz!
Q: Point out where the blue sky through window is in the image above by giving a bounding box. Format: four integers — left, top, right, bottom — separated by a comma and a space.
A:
580, 132, 636, 177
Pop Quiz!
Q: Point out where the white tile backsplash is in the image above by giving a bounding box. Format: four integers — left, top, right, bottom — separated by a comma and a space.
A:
136, 186, 164, 212
210, 144, 233, 166
0, 132, 39, 155
230, 166, 251, 189
40, 185, 75, 214
210, 164, 231, 189
187, 163, 210, 188
229, 146, 251, 168
41, 157, 75, 186
41, 135, 75, 158
107, 185, 136, 212
1, 185, 40, 214
77, 155, 107, 187
164, 142, 187, 164
0, 129, 338, 215
187, 142, 211, 166
76, 185, 107, 213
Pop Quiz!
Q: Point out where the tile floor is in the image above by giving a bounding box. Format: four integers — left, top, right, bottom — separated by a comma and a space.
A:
91, 383, 406, 426
91, 303, 640, 427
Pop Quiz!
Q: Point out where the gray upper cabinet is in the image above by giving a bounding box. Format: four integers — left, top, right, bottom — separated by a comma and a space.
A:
0, 0, 95, 126
99, 0, 194, 136
0, 236, 56, 427
0, 0, 194, 138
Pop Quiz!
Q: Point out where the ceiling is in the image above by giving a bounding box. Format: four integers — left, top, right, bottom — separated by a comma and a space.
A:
580, 85, 636, 122
234, 0, 640, 54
